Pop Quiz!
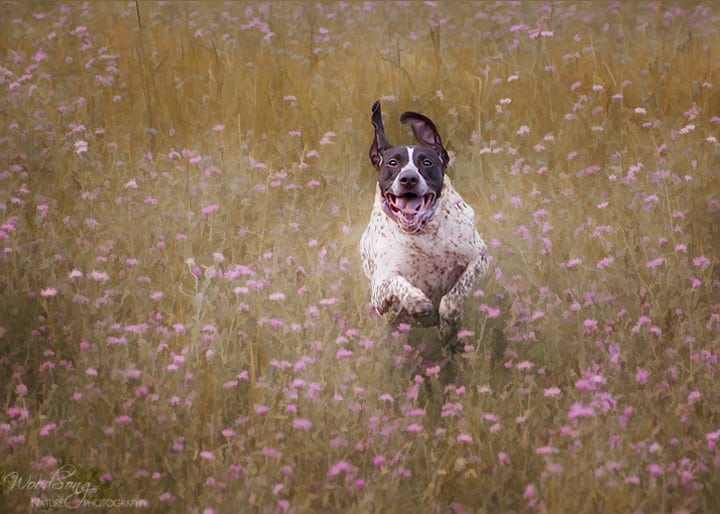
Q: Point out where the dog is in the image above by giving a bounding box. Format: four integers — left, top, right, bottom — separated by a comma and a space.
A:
360, 100, 489, 341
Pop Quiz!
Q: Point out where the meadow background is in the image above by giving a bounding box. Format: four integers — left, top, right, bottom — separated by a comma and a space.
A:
1, 1, 719, 512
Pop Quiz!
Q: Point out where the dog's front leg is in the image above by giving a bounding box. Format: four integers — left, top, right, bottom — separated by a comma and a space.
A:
439, 253, 489, 339
372, 276, 435, 323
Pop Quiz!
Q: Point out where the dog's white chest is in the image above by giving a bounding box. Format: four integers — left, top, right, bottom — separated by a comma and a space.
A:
361, 177, 484, 305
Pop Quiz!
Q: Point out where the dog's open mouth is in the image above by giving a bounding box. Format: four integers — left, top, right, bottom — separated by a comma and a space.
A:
382, 192, 438, 233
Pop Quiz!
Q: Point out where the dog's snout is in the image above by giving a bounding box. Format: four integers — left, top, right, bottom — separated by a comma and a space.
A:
398, 169, 419, 187
391, 167, 428, 197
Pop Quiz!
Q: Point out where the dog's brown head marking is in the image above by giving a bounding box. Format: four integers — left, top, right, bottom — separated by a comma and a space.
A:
368, 100, 449, 234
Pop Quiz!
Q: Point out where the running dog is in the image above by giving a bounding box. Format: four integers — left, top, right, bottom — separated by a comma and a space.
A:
360, 100, 489, 340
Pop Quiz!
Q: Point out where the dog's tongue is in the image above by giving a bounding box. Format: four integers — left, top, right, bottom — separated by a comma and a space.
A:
395, 196, 423, 213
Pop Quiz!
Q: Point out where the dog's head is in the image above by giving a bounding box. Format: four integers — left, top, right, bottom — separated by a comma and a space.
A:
369, 100, 449, 234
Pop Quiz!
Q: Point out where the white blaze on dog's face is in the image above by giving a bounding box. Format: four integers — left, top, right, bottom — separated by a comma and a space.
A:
368, 101, 450, 233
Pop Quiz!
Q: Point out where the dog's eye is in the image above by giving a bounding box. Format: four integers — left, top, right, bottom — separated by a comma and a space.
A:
422, 159, 433, 167
387, 158, 399, 167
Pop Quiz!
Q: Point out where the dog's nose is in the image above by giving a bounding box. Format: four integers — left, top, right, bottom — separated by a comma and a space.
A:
397, 170, 419, 187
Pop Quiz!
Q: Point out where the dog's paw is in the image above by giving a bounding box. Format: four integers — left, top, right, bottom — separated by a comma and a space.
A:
403, 292, 435, 319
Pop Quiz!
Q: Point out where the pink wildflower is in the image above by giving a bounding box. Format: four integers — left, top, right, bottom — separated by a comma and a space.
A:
87, 270, 110, 282
648, 463, 663, 476
425, 365, 441, 377
406, 409, 426, 418
544, 387, 561, 398
335, 349, 353, 359
262, 447, 281, 459
8, 407, 29, 420
480, 304, 501, 318
39, 423, 57, 437
202, 204, 220, 217
693, 255, 711, 268
407, 423, 423, 434
74, 140, 88, 155
524, 483, 536, 499
536, 445, 559, 455
40, 287, 57, 297
562, 258, 582, 269
584, 319, 599, 332
568, 402, 595, 419
596, 256, 614, 269
292, 418, 312, 431
646, 257, 665, 268
328, 460, 356, 477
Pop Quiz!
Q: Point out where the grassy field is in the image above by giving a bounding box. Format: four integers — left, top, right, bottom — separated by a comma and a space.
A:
1, 1, 719, 512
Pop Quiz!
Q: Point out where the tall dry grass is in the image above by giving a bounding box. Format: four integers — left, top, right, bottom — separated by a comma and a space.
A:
1, 2, 719, 513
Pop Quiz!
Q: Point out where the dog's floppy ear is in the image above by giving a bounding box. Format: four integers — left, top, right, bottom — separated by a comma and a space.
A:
400, 111, 449, 166
369, 100, 392, 169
